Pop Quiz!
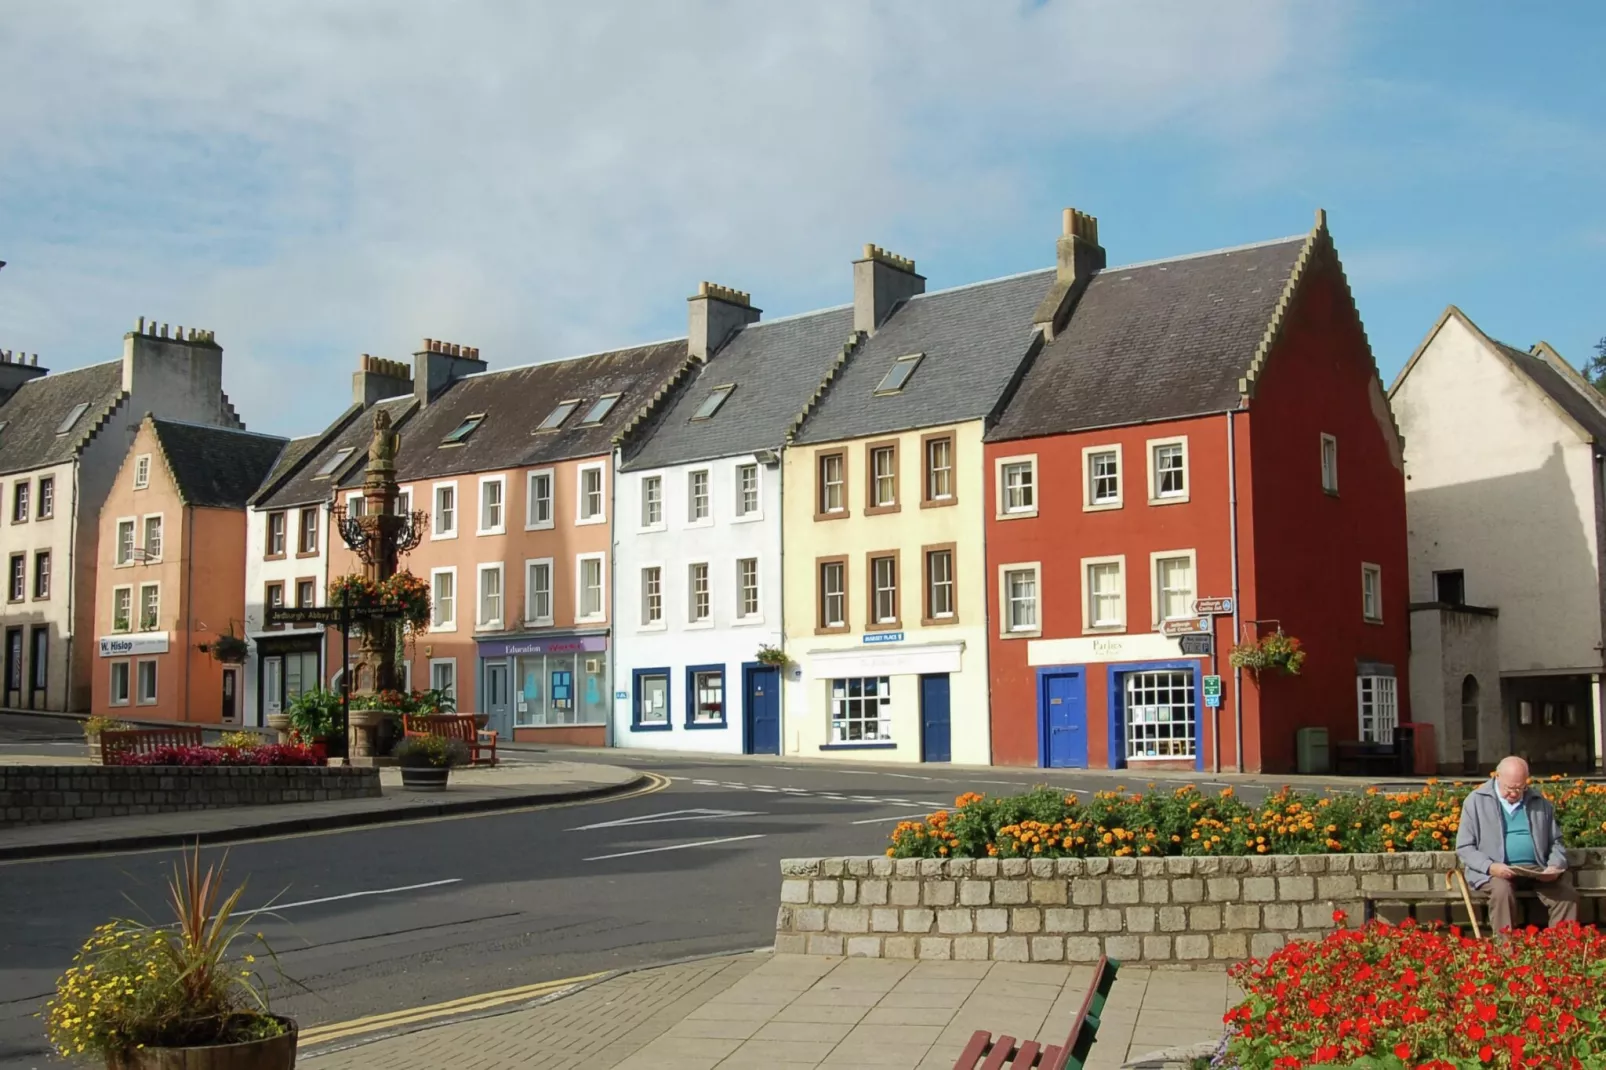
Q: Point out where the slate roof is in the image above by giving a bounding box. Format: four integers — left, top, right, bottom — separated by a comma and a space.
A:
0, 361, 125, 477
621, 307, 855, 471
350, 341, 689, 486
248, 433, 326, 507
987, 236, 1308, 442
791, 270, 1053, 445
1494, 342, 1606, 443
256, 396, 414, 510
150, 420, 289, 509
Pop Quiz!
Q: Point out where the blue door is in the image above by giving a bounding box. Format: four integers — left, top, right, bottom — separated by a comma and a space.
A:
745, 666, 780, 755
1043, 672, 1088, 768
920, 673, 952, 763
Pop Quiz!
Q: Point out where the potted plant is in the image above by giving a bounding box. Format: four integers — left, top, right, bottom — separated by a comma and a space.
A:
286, 688, 340, 761
83, 716, 134, 765
44, 847, 298, 1069
755, 643, 790, 670
1228, 628, 1306, 682
392, 733, 469, 791
207, 631, 249, 665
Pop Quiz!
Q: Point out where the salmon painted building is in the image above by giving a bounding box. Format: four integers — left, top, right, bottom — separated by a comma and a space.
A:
984, 209, 1409, 774
92, 417, 286, 722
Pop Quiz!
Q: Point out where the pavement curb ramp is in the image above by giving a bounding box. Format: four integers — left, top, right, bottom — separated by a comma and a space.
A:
0, 772, 653, 862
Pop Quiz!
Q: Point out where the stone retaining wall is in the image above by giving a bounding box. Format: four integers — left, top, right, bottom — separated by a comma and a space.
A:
0, 765, 383, 827
775, 850, 1606, 964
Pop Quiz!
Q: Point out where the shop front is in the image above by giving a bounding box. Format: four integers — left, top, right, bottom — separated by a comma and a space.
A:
476, 632, 611, 746
254, 633, 324, 727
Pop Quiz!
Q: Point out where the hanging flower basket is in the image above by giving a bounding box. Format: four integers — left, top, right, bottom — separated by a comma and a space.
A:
209, 633, 249, 664
755, 644, 790, 669
1229, 628, 1306, 680
327, 571, 431, 632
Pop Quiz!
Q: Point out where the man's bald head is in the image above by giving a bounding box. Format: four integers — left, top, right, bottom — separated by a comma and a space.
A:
1495, 755, 1530, 802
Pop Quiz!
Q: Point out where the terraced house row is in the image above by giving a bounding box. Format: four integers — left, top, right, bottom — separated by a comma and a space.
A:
1, 207, 1416, 773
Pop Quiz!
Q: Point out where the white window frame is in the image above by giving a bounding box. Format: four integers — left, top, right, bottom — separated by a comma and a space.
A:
735, 557, 761, 623
995, 455, 1038, 519
999, 562, 1042, 638
429, 658, 457, 701
576, 552, 607, 624
112, 585, 133, 633
687, 468, 712, 527
33, 549, 50, 599
870, 445, 898, 509
871, 554, 899, 626
135, 658, 158, 705
640, 563, 665, 630
1320, 433, 1338, 495
476, 562, 505, 630
266, 511, 287, 556
1082, 444, 1123, 511
344, 491, 366, 520
1362, 562, 1383, 623
524, 557, 554, 626
819, 453, 845, 515
37, 475, 54, 519
1149, 549, 1197, 627
142, 513, 164, 562
109, 661, 131, 706
820, 560, 846, 630
687, 560, 712, 627
640, 475, 665, 532
431, 480, 459, 540
114, 517, 136, 566
525, 468, 555, 531
1357, 675, 1398, 744
733, 462, 762, 522
926, 548, 956, 622
1082, 554, 1126, 633
138, 583, 161, 632
429, 566, 457, 631
297, 507, 319, 555
478, 475, 507, 536
575, 463, 606, 526
132, 454, 151, 490
396, 484, 414, 518
1146, 436, 1190, 505
829, 676, 892, 744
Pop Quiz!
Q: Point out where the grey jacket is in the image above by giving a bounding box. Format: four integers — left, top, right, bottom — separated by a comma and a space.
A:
1455, 779, 1568, 889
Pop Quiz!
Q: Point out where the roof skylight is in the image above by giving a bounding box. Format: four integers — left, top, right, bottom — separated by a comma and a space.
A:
580, 394, 621, 425
315, 447, 356, 477
691, 384, 735, 422
537, 400, 580, 431
441, 413, 485, 445
874, 353, 923, 395
55, 402, 91, 435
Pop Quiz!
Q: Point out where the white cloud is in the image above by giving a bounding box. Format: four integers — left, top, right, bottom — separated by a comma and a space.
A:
0, 0, 1349, 433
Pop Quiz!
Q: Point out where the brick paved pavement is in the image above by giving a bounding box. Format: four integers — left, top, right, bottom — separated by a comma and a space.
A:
302, 953, 1235, 1069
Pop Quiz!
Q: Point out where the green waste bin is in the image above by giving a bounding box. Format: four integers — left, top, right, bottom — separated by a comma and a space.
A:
1296, 727, 1330, 775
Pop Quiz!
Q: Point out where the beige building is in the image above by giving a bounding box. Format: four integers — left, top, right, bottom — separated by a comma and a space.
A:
1391, 306, 1606, 772
780, 247, 1049, 764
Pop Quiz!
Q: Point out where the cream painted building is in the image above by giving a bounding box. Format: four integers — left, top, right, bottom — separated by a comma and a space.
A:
781, 248, 1050, 764
1391, 306, 1606, 771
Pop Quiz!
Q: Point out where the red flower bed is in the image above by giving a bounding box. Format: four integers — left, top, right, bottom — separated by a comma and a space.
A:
110, 744, 320, 767
1222, 913, 1606, 1068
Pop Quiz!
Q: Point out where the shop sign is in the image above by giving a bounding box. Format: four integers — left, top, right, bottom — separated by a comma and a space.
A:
477, 635, 609, 658
98, 633, 171, 657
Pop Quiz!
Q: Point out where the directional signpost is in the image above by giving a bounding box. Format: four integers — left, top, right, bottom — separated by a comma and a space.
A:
1178, 633, 1213, 657
265, 601, 404, 758
1194, 597, 1234, 617
1161, 617, 1210, 637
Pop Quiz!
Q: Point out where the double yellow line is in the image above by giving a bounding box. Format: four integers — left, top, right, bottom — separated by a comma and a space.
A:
297, 970, 609, 1048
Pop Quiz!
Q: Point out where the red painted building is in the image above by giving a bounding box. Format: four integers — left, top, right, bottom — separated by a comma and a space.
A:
983, 209, 1408, 773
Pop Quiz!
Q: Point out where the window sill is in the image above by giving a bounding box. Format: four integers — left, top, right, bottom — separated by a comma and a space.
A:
630, 722, 673, 732
1000, 629, 1041, 640
996, 510, 1038, 521
685, 621, 715, 631
476, 528, 508, 538
1323, 488, 1340, 498
1364, 616, 1384, 626
1147, 495, 1189, 507
295, 551, 319, 559
684, 519, 714, 530
475, 624, 505, 634
685, 720, 727, 730
921, 616, 960, 628
575, 516, 607, 527
920, 497, 957, 510
575, 615, 609, 626
820, 742, 897, 751
1126, 755, 1196, 763
815, 625, 849, 636
867, 622, 903, 632
431, 623, 458, 633
637, 524, 668, 535
1083, 625, 1126, 635
638, 623, 668, 633
524, 521, 555, 532
813, 511, 850, 522
430, 531, 460, 541
730, 514, 764, 525
263, 553, 288, 562
732, 617, 766, 628
522, 619, 555, 630
1083, 501, 1122, 512
864, 504, 901, 517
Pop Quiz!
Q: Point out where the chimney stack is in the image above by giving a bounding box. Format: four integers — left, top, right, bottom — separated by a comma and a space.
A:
687, 282, 760, 362
1032, 207, 1106, 340
0, 348, 47, 406
854, 245, 924, 337
353, 353, 414, 409
413, 337, 487, 407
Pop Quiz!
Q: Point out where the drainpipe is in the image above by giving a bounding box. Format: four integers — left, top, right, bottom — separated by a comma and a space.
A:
1228, 410, 1244, 774
775, 447, 786, 756
184, 503, 195, 722
64, 470, 79, 713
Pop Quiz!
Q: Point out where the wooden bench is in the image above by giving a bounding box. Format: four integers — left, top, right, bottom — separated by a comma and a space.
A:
1362, 870, 1606, 936
402, 714, 497, 766
952, 956, 1119, 1070
98, 726, 206, 765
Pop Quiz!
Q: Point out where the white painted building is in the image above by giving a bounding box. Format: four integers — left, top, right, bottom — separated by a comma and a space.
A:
611, 286, 855, 754
1391, 306, 1606, 771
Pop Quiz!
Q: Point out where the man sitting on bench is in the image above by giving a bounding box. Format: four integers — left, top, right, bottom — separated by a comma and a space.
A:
1455, 755, 1578, 931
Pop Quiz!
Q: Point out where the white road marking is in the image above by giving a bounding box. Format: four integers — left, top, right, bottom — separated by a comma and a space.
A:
240, 879, 461, 917
916, 801, 946, 807
851, 796, 883, 802
568, 808, 761, 831
583, 835, 765, 862
692, 779, 722, 786
851, 813, 938, 825
881, 772, 931, 781
750, 787, 779, 793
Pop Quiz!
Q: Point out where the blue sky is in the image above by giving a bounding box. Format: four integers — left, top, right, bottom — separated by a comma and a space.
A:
1, 2, 1601, 434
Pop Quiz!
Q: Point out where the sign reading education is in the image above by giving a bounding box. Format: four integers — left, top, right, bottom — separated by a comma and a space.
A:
1193, 597, 1234, 616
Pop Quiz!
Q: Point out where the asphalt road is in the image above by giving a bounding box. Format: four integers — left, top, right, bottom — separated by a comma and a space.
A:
0, 727, 1361, 1067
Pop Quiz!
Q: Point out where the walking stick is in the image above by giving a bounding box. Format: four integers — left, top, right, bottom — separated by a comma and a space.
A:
1446, 869, 1483, 940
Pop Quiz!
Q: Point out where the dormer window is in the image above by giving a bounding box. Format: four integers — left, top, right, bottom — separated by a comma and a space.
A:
692, 384, 735, 421
537, 400, 580, 431
874, 353, 923, 395
580, 394, 621, 425
315, 447, 356, 478
56, 403, 90, 435
441, 413, 485, 445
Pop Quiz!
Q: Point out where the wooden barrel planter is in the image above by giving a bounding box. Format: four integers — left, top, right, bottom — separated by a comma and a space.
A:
105, 1017, 297, 1070
399, 766, 450, 792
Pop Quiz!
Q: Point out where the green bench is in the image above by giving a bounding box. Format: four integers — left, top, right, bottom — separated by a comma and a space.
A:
951, 956, 1119, 1070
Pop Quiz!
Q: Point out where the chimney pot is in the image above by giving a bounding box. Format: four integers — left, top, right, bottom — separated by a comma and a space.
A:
1033, 205, 1106, 337
29, 354, 37, 366
136, 316, 145, 333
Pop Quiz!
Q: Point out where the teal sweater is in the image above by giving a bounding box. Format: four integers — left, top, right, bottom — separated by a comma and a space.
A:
1502, 802, 1539, 866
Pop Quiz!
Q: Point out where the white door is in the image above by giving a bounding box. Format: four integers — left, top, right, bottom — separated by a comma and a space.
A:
264, 657, 284, 718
